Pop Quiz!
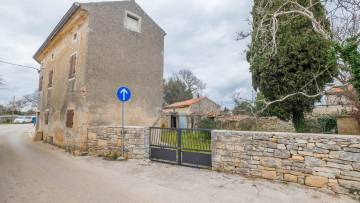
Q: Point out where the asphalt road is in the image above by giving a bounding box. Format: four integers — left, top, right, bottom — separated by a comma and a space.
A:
0, 124, 355, 203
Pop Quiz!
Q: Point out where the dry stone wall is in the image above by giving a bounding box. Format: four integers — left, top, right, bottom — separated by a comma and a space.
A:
87, 126, 149, 159
212, 130, 360, 196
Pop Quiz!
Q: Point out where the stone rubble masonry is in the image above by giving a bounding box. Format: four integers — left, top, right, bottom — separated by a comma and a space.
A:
212, 130, 360, 197
87, 126, 149, 159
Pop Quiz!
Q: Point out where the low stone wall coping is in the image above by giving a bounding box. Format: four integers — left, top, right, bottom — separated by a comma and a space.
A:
88, 126, 147, 129
212, 130, 360, 138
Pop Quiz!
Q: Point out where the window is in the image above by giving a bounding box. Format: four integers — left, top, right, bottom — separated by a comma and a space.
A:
44, 110, 49, 125
73, 33, 77, 41
66, 109, 74, 128
69, 54, 77, 79
48, 70, 53, 88
39, 76, 43, 91
125, 11, 141, 32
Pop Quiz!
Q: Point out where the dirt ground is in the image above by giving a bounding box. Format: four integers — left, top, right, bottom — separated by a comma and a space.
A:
0, 124, 356, 203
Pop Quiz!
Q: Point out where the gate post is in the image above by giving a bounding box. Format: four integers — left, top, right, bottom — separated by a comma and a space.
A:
177, 128, 182, 165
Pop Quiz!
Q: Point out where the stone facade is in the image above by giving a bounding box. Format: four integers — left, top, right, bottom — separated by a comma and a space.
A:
212, 130, 360, 196
33, 1, 165, 153
87, 126, 149, 159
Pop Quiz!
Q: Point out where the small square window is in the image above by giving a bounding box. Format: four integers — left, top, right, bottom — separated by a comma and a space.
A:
125, 11, 141, 32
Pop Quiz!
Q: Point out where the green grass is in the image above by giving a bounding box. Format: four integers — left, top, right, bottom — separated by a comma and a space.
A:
159, 130, 211, 152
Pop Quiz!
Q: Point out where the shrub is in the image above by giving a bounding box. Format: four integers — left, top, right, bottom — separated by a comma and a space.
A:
198, 118, 216, 129
318, 117, 337, 134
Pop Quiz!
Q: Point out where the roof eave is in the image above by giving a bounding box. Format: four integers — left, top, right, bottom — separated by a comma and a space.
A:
33, 3, 81, 63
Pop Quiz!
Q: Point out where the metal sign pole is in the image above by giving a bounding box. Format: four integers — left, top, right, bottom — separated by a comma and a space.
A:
116, 86, 131, 160
121, 102, 125, 157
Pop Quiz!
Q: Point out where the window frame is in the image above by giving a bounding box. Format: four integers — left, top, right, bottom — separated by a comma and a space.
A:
65, 109, 74, 128
124, 10, 141, 33
68, 53, 77, 80
48, 69, 54, 88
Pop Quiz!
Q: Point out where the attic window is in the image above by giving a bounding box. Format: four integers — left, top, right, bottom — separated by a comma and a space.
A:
125, 11, 141, 32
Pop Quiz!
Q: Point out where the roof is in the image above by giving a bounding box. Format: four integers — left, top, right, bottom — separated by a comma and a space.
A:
33, 3, 81, 62
327, 85, 354, 95
33, 1, 166, 63
164, 97, 206, 109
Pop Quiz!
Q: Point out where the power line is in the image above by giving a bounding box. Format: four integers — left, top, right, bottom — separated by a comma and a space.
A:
0, 59, 39, 72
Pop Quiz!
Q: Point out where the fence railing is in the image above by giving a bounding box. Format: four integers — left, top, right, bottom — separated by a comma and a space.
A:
149, 127, 212, 168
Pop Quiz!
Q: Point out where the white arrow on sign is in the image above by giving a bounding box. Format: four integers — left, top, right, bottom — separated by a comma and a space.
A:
120, 88, 129, 101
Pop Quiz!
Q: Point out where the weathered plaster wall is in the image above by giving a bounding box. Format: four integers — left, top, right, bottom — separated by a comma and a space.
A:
212, 130, 360, 196
38, 10, 90, 154
87, 126, 149, 159
83, 1, 165, 127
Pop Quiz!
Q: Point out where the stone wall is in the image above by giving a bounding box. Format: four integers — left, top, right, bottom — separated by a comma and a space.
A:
87, 126, 149, 159
212, 130, 360, 196
337, 116, 360, 135
256, 117, 295, 132
215, 116, 295, 132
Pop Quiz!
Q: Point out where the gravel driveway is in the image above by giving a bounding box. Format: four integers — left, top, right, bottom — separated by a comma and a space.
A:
0, 124, 355, 203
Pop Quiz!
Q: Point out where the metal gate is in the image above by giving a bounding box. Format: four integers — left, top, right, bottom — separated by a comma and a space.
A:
149, 127, 212, 168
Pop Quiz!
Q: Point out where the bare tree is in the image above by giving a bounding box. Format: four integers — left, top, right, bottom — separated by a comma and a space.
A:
176, 69, 206, 97
21, 91, 40, 111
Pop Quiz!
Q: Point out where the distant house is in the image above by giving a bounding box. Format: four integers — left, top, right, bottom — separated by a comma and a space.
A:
33, 1, 165, 152
313, 85, 356, 116
160, 97, 221, 128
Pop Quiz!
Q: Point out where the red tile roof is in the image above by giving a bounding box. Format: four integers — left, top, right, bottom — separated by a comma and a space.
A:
164, 97, 206, 109
327, 85, 354, 95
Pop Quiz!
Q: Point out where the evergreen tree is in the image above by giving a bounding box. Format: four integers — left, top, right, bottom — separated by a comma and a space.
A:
248, 0, 337, 132
163, 78, 193, 105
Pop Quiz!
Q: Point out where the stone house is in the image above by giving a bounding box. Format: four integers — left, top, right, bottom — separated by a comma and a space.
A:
33, 1, 165, 154
160, 97, 221, 128
313, 85, 356, 116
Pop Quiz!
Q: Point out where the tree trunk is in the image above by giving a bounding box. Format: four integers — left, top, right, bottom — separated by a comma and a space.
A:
292, 110, 306, 133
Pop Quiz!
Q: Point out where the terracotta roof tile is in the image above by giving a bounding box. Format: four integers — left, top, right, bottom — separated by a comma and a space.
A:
164, 97, 206, 109
327, 85, 354, 94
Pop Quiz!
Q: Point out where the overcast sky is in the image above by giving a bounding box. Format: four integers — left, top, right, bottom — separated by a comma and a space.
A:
0, 0, 253, 108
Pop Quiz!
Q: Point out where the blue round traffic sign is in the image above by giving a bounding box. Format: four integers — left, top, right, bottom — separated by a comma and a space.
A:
116, 86, 131, 102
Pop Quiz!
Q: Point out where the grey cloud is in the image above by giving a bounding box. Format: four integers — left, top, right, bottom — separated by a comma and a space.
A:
0, 0, 253, 108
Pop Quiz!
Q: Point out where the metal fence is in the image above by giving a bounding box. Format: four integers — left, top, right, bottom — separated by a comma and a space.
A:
149, 127, 212, 168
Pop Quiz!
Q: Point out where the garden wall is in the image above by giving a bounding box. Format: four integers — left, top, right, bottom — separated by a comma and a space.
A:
212, 130, 360, 196
87, 126, 149, 159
